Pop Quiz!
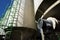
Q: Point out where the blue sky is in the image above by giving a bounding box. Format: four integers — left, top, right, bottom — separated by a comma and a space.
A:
0, 0, 14, 19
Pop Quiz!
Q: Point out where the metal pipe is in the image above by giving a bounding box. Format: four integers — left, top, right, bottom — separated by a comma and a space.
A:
23, 0, 36, 30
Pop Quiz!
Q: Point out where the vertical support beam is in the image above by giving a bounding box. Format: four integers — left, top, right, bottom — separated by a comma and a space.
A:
23, 0, 36, 30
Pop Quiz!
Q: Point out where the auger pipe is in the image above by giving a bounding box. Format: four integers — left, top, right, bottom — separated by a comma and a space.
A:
41, 0, 60, 19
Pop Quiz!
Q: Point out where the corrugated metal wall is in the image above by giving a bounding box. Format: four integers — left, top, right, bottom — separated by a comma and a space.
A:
0, 0, 25, 29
